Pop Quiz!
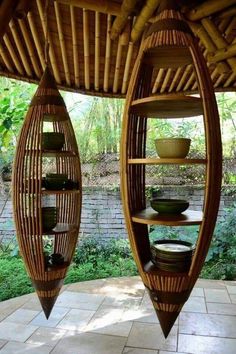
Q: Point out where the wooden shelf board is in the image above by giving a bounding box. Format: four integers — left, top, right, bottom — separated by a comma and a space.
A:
42, 150, 77, 157
128, 158, 207, 165
143, 46, 193, 68
130, 95, 203, 118
43, 223, 77, 235
132, 208, 202, 226
42, 189, 80, 195
143, 260, 189, 277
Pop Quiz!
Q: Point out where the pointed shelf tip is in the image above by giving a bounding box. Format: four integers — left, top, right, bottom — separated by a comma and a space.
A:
156, 309, 179, 338
39, 66, 58, 91
39, 296, 57, 319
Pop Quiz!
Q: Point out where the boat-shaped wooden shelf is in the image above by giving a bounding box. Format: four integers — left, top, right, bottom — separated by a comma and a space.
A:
128, 158, 207, 165
130, 95, 203, 118
42, 189, 80, 195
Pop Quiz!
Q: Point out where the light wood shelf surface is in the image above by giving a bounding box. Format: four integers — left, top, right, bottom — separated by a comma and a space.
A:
128, 158, 207, 165
143, 46, 193, 68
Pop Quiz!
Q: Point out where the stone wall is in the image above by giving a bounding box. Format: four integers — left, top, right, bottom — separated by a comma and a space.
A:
0, 184, 235, 244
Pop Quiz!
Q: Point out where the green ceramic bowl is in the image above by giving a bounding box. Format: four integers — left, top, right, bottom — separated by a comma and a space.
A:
150, 198, 189, 214
155, 138, 191, 158
45, 173, 68, 190
42, 132, 65, 150
42, 207, 58, 231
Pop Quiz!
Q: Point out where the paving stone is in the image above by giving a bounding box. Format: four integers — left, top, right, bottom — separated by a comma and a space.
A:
4, 308, 39, 324
179, 312, 236, 338
207, 302, 236, 316
178, 334, 236, 354
196, 279, 225, 289
126, 322, 177, 351
51, 332, 126, 354
204, 288, 231, 303
190, 287, 204, 297
27, 327, 67, 347
67, 279, 107, 294
0, 341, 7, 350
230, 294, 236, 303
30, 307, 69, 328
56, 291, 105, 310
56, 308, 95, 331
0, 342, 51, 354
227, 285, 236, 294
0, 321, 38, 342
182, 296, 207, 313
123, 348, 158, 354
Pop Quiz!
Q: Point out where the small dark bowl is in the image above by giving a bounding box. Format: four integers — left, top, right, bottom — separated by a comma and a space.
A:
42, 132, 65, 150
42, 207, 57, 231
150, 198, 189, 214
45, 173, 68, 190
51, 253, 64, 265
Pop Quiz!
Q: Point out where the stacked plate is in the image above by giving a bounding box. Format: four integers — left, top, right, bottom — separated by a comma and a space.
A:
150, 239, 195, 272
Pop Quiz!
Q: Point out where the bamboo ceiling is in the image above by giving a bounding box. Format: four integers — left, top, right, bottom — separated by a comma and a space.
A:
0, 0, 236, 97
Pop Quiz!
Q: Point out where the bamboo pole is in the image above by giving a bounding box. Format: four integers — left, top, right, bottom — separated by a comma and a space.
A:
83, 9, 90, 90
36, 0, 61, 84
95, 12, 100, 91
70, 6, 79, 87
208, 42, 236, 63
224, 72, 235, 87
176, 65, 192, 92
152, 68, 165, 93
27, 11, 46, 71
3, 33, 24, 75
54, 1, 71, 85
9, 19, 32, 76
168, 67, 182, 92
103, 14, 112, 92
202, 18, 236, 75
219, 5, 236, 18
121, 41, 134, 94
186, 0, 236, 21
113, 36, 123, 93
160, 68, 172, 93
14, 0, 31, 19
189, 22, 230, 74
183, 71, 195, 91
18, 18, 41, 78
0, 43, 14, 73
0, 0, 19, 40
110, 0, 138, 40
131, 0, 161, 42
57, 0, 120, 16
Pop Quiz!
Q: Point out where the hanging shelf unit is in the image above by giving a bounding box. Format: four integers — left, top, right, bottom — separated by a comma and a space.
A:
13, 67, 82, 319
120, 1, 222, 338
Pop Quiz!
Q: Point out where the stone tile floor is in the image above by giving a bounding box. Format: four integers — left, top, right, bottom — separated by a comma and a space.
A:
0, 276, 235, 353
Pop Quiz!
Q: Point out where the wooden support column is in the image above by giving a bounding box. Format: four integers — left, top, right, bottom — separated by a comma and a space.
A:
131, 0, 161, 42
57, 0, 120, 16
36, 0, 61, 84
110, 0, 138, 40
202, 18, 236, 76
70, 6, 79, 87
83, 9, 90, 90
103, 14, 112, 92
27, 11, 46, 71
0, 0, 19, 40
186, 0, 236, 21
18, 19, 41, 78
95, 12, 100, 91
54, 1, 71, 85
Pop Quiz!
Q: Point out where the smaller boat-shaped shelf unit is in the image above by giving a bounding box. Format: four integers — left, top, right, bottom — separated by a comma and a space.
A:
120, 2, 222, 338
13, 67, 82, 319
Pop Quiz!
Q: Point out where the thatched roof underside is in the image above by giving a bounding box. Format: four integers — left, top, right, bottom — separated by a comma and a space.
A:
0, 0, 236, 97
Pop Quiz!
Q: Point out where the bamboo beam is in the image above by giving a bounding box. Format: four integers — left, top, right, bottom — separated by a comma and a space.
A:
202, 18, 236, 76
113, 36, 123, 93
131, 0, 161, 42
27, 11, 46, 71
103, 14, 112, 92
83, 9, 90, 90
208, 42, 236, 63
121, 41, 134, 94
70, 6, 79, 87
57, 0, 120, 16
0, 43, 14, 73
0, 0, 19, 40
14, 0, 31, 19
95, 12, 100, 91
176, 65, 192, 92
219, 5, 236, 18
160, 68, 172, 93
18, 19, 41, 78
110, 0, 138, 40
3, 33, 24, 75
168, 67, 182, 92
36, 0, 61, 83
224, 72, 235, 87
189, 22, 230, 74
54, 1, 71, 85
186, 0, 236, 21
183, 72, 195, 91
152, 68, 165, 93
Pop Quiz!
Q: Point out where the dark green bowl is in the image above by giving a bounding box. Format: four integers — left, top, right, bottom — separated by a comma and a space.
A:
42, 132, 65, 150
42, 207, 58, 231
45, 173, 68, 190
150, 198, 189, 214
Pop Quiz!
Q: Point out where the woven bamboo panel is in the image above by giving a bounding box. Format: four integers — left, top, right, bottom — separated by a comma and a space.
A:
12, 67, 82, 318
120, 3, 222, 338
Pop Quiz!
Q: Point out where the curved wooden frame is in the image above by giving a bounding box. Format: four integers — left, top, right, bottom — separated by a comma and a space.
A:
12, 67, 82, 318
120, 5, 222, 337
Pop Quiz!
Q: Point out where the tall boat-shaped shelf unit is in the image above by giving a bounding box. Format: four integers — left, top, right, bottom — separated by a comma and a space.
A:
13, 68, 82, 318
120, 1, 222, 337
